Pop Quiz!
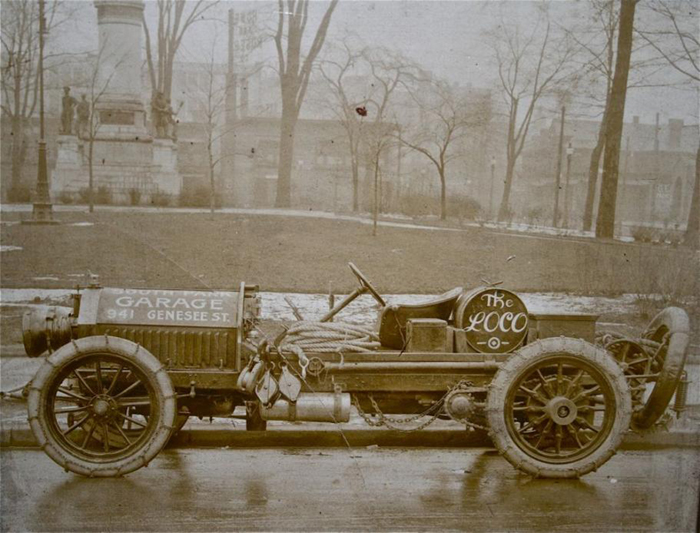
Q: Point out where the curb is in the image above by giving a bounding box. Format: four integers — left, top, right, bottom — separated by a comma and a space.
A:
2, 422, 698, 450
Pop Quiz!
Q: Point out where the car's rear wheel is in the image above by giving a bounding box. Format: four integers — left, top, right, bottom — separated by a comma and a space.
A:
487, 338, 631, 478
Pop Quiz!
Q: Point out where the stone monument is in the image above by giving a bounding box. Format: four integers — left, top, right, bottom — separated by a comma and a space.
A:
51, 0, 181, 203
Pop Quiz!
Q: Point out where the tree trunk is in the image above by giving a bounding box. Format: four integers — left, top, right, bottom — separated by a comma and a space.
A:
683, 144, 700, 249
9, 117, 26, 201
276, 101, 298, 208
498, 158, 516, 222
372, 153, 380, 236
552, 106, 566, 228
596, 0, 637, 239
584, 2, 616, 233
164, 51, 174, 101
498, 99, 518, 222
209, 151, 216, 215
351, 155, 359, 212
583, 131, 605, 231
439, 169, 447, 220
88, 138, 95, 213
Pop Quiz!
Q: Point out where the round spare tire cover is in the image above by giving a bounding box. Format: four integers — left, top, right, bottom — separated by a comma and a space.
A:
454, 288, 528, 354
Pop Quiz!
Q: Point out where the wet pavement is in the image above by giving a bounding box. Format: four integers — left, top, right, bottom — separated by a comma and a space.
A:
2, 447, 699, 532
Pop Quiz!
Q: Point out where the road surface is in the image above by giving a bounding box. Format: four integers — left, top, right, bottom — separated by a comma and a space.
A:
2, 447, 699, 532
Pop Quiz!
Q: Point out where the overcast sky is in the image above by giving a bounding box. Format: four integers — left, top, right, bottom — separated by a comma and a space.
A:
53, 0, 698, 125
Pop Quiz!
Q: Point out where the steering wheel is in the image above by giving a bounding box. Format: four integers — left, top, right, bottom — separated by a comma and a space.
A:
348, 262, 386, 307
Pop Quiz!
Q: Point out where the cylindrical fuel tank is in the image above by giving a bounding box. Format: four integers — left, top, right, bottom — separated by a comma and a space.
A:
260, 393, 351, 423
22, 306, 74, 357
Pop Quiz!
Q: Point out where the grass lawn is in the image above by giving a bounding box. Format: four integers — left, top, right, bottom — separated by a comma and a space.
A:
1, 210, 697, 299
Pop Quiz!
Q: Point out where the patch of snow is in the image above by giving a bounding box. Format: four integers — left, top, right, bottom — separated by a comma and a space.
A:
261, 291, 640, 324
0, 287, 641, 321
0, 245, 22, 252
0, 288, 74, 305
70, 222, 94, 227
32, 276, 60, 281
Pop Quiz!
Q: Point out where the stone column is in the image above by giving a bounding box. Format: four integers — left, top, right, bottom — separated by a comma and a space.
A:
93, 0, 147, 137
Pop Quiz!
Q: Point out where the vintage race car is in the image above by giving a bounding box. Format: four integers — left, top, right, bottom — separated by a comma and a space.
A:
20, 263, 691, 478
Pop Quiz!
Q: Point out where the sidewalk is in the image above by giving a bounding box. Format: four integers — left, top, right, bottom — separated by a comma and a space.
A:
2, 411, 699, 450
0, 202, 611, 244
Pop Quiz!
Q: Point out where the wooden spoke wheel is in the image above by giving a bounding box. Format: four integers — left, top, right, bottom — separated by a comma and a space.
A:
78, 410, 190, 447
632, 307, 690, 430
27, 336, 176, 477
605, 340, 652, 407
487, 338, 631, 479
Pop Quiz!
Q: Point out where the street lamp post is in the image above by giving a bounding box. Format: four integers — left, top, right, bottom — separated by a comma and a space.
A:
552, 106, 566, 228
489, 156, 495, 219
28, 0, 57, 224
564, 142, 574, 228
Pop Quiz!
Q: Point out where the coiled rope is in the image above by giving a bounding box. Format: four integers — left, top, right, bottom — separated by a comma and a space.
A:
279, 321, 381, 354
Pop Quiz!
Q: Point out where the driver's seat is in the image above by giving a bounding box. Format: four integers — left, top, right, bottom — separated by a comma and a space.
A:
377, 287, 463, 350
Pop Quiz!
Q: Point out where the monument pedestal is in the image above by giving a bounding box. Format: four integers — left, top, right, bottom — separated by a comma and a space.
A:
51, 134, 182, 203
152, 139, 181, 195
51, 135, 87, 196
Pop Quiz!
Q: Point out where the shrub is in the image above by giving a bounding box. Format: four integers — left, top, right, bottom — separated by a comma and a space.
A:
77, 187, 91, 205
523, 206, 546, 227
628, 251, 699, 334
7, 186, 31, 203
630, 226, 657, 243
447, 195, 482, 221
95, 186, 112, 205
498, 205, 515, 224
180, 186, 213, 208
128, 188, 142, 206
57, 190, 75, 205
150, 189, 171, 207
399, 192, 436, 217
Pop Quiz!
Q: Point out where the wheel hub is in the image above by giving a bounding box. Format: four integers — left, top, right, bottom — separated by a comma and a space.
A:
91, 396, 114, 418
547, 397, 577, 425
445, 391, 475, 421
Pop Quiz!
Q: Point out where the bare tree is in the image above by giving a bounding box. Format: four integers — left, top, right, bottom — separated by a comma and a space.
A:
197, 37, 228, 214
574, 0, 618, 232
358, 120, 395, 236
142, 0, 219, 101
564, 0, 662, 232
81, 43, 125, 213
317, 38, 364, 211
0, 0, 67, 200
400, 79, 490, 220
318, 42, 418, 212
637, 0, 699, 248
273, 0, 339, 207
488, 5, 577, 222
361, 47, 420, 215
595, 0, 640, 239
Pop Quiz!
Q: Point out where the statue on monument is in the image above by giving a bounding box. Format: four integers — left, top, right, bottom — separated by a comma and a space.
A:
165, 99, 180, 141
76, 95, 90, 140
60, 87, 78, 135
152, 91, 169, 138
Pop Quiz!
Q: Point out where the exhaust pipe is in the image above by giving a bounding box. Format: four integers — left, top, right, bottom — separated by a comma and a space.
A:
260, 393, 351, 423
